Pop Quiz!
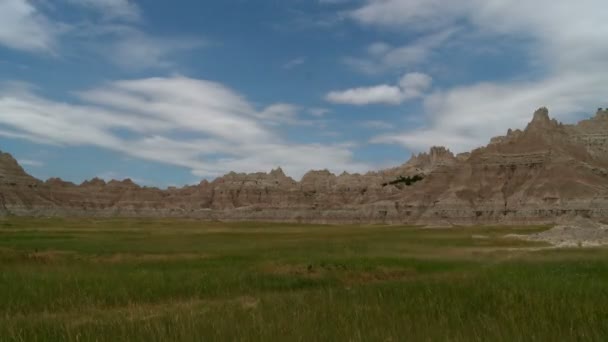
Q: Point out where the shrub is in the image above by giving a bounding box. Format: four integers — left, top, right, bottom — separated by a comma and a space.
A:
382, 174, 424, 187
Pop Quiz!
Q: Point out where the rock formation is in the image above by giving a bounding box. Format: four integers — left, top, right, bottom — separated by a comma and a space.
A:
1, 107, 608, 225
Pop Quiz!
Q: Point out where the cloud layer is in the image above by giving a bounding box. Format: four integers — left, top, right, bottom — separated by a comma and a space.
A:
2, 0, 608, 184
0, 0, 63, 52
344, 29, 456, 74
65, 0, 141, 21
0, 0, 203, 70
352, 0, 608, 152
326, 72, 431, 105
0, 77, 369, 179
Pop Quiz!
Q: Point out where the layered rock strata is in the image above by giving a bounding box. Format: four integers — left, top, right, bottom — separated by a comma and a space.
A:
1, 107, 607, 225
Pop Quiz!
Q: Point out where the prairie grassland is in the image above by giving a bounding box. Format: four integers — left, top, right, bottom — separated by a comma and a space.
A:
1, 218, 607, 341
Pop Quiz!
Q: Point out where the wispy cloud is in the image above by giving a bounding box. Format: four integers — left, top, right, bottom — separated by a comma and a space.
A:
85, 25, 205, 70
344, 29, 457, 74
318, 0, 352, 4
349, 0, 464, 30
326, 72, 432, 105
308, 108, 331, 117
0, 0, 66, 53
0, 0, 203, 71
360, 120, 393, 130
257, 103, 300, 125
64, 0, 140, 22
282, 57, 306, 69
17, 159, 44, 167
372, 72, 608, 152
346, 0, 608, 152
0, 76, 370, 179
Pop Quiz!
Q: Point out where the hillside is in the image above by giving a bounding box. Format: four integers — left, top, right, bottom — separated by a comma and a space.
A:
1, 107, 607, 224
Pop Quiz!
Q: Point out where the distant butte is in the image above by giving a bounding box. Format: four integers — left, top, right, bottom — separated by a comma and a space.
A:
1, 107, 608, 225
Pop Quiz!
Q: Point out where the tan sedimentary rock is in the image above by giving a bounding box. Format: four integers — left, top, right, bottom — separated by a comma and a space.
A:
1, 107, 607, 224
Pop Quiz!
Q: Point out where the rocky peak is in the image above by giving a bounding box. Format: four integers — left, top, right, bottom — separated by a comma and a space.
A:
45, 178, 75, 187
269, 167, 286, 178
107, 179, 138, 188
300, 169, 336, 191
489, 128, 523, 146
211, 169, 296, 189
405, 146, 457, 173
268, 167, 297, 186
594, 107, 608, 120
456, 152, 471, 162
217, 171, 261, 183
429, 146, 453, 158
301, 169, 335, 181
80, 177, 107, 187
0, 152, 26, 174
532, 107, 550, 122
0, 151, 40, 187
526, 107, 559, 131
508, 128, 523, 136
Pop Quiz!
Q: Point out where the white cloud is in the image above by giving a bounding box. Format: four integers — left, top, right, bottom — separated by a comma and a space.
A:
308, 108, 331, 117
18, 159, 44, 167
326, 72, 432, 105
360, 120, 393, 130
102, 28, 204, 70
399, 72, 432, 99
349, 0, 608, 73
367, 42, 391, 56
344, 28, 456, 74
68, 20, 204, 70
350, 0, 464, 30
0, 0, 64, 52
0, 1, 201, 70
351, 0, 608, 152
327, 84, 403, 105
257, 104, 334, 128
373, 72, 608, 152
0, 76, 369, 179
257, 103, 300, 125
64, 0, 140, 21
319, 0, 351, 4
282, 57, 306, 69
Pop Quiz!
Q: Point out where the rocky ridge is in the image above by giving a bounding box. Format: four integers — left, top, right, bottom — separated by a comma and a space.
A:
1, 107, 608, 224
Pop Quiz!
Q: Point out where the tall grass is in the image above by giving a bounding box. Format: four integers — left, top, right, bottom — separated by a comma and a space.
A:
0, 218, 606, 341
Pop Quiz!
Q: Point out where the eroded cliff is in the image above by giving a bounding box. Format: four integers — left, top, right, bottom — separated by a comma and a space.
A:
1, 107, 607, 224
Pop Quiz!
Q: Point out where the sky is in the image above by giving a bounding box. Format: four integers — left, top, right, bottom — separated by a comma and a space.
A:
0, 0, 607, 187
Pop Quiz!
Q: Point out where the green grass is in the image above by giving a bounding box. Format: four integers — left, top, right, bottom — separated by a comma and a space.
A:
1, 218, 607, 341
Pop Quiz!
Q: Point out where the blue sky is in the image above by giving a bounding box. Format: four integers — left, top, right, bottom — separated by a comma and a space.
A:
0, 0, 607, 186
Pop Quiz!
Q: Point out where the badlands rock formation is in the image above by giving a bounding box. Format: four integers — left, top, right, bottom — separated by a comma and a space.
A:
1, 107, 607, 224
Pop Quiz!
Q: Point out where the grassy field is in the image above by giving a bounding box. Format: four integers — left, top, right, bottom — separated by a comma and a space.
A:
1, 218, 608, 341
